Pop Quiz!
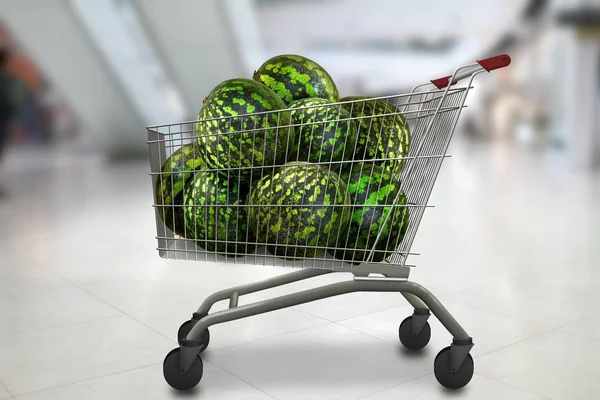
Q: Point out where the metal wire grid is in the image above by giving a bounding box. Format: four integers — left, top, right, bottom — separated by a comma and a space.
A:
147, 81, 471, 270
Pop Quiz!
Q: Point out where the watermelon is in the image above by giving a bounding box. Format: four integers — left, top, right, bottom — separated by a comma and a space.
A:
155, 143, 204, 237
253, 54, 339, 104
340, 96, 411, 177
183, 170, 256, 256
196, 78, 295, 182
288, 98, 357, 169
247, 162, 351, 259
331, 163, 410, 263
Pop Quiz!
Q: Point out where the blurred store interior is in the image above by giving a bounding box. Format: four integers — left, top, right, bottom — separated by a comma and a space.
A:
0, 0, 591, 175
1, 1, 600, 398
0, 0, 597, 166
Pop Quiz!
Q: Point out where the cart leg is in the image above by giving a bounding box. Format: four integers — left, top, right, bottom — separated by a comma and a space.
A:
401, 292, 427, 310
401, 292, 430, 336
175, 268, 334, 350
179, 344, 203, 374
195, 268, 331, 317
400, 281, 474, 384
399, 281, 470, 341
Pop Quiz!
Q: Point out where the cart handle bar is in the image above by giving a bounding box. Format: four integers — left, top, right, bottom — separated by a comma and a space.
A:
430, 54, 511, 89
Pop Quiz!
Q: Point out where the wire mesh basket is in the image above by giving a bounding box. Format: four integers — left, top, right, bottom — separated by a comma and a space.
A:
148, 56, 509, 273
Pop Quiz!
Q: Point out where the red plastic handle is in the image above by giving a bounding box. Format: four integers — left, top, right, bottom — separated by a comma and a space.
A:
431, 75, 453, 90
476, 54, 511, 71
430, 54, 511, 89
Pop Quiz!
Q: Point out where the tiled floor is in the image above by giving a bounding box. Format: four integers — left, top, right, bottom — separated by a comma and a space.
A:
0, 138, 598, 399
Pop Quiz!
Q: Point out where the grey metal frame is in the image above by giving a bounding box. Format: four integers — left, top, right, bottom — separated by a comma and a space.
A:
192, 272, 468, 340
177, 268, 471, 374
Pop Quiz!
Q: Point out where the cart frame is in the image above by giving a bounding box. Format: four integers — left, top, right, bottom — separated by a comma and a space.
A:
147, 54, 511, 391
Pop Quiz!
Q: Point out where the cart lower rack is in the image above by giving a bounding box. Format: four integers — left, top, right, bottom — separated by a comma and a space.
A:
146, 54, 511, 391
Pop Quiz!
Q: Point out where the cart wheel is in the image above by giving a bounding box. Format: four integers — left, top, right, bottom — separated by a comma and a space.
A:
177, 320, 210, 352
398, 316, 431, 351
163, 348, 203, 390
434, 346, 474, 389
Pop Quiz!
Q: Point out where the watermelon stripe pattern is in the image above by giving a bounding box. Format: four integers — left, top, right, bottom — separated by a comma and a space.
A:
184, 170, 255, 256
247, 162, 351, 259
155, 143, 204, 237
332, 164, 410, 263
340, 96, 411, 177
288, 97, 357, 168
196, 78, 295, 182
253, 54, 339, 104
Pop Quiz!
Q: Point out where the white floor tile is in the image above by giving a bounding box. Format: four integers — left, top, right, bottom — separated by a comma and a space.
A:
207, 308, 330, 351
556, 313, 600, 342
360, 373, 547, 400
441, 277, 600, 330
255, 272, 409, 321
0, 315, 174, 396
45, 250, 185, 286
14, 363, 274, 400
507, 330, 600, 379
0, 286, 121, 336
337, 302, 545, 357
0, 381, 11, 400
206, 323, 433, 400
519, 269, 600, 301
79, 274, 231, 315
294, 291, 409, 322
0, 258, 71, 298
78, 260, 294, 315
4, 227, 151, 268
476, 331, 600, 400
406, 265, 525, 298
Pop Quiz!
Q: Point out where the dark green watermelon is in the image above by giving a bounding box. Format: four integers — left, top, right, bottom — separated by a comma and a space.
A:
340, 96, 411, 177
196, 78, 295, 182
331, 163, 410, 263
155, 143, 204, 237
183, 170, 256, 256
288, 98, 358, 169
247, 162, 351, 259
253, 54, 339, 104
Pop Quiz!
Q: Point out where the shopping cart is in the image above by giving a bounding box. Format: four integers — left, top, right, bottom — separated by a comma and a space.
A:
146, 54, 511, 392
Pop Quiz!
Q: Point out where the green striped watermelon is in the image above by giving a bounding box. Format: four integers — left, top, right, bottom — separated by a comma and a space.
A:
253, 54, 339, 104
247, 162, 351, 259
332, 163, 410, 263
340, 96, 411, 177
196, 78, 295, 182
183, 170, 255, 256
155, 143, 204, 237
288, 97, 357, 169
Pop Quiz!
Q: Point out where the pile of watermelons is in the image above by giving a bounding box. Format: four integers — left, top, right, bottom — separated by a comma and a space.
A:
155, 54, 411, 264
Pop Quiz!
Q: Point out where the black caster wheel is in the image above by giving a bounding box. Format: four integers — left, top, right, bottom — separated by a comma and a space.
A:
163, 348, 203, 391
398, 316, 431, 351
177, 320, 210, 352
434, 346, 474, 389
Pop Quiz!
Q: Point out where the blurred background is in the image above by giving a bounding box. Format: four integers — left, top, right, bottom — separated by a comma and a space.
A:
0, 1, 599, 398
0, 0, 596, 166
0, 0, 598, 245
